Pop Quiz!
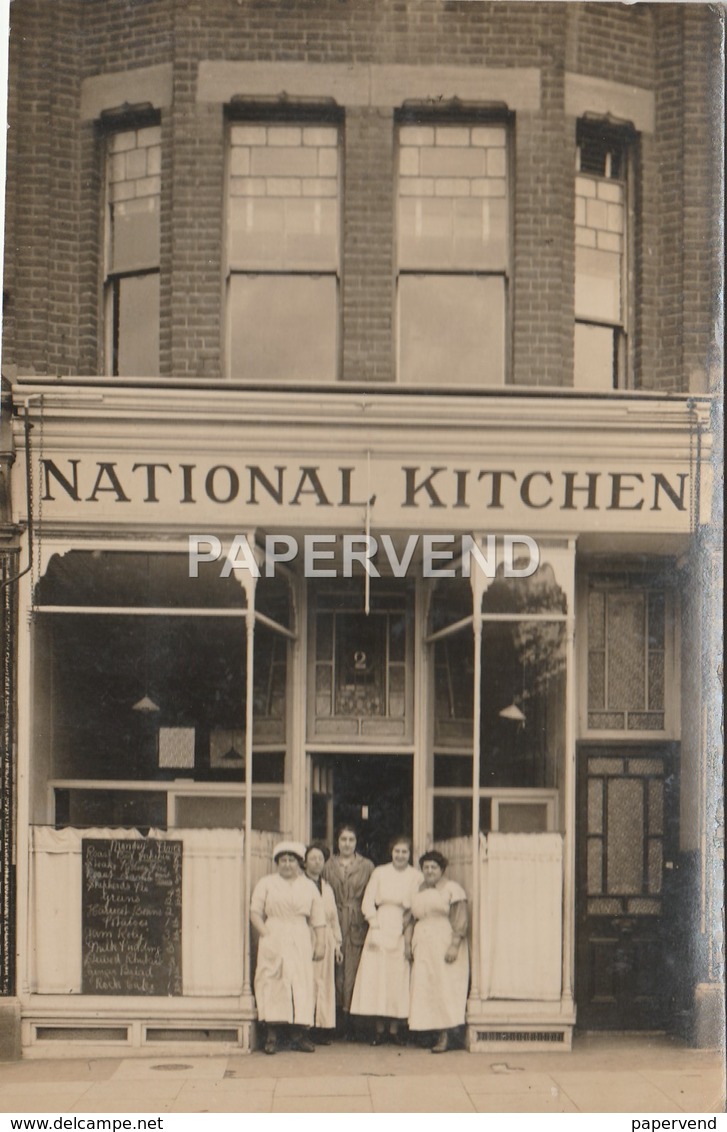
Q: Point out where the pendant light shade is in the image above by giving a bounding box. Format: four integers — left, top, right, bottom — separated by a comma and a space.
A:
132, 694, 161, 714
499, 702, 526, 723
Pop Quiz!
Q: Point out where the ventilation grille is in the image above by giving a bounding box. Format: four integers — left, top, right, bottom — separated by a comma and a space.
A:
475, 1030, 565, 1043
36, 1027, 128, 1042
145, 1028, 239, 1043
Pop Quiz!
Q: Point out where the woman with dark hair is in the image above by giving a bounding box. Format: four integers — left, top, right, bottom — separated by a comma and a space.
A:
350, 835, 422, 1045
322, 824, 374, 1038
304, 841, 343, 1042
406, 850, 469, 1053
250, 841, 326, 1055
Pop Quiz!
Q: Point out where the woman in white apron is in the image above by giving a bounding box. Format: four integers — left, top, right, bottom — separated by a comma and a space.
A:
304, 842, 343, 1042
350, 836, 422, 1045
406, 850, 469, 1053
250, 840, 326, 1055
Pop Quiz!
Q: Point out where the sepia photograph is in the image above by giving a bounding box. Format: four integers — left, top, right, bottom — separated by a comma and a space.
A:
0, 0, 723, 1119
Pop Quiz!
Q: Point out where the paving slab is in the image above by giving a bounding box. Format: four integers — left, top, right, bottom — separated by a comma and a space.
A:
460, 1070, 559, 1094
273, 1095, 374, 1112
637, 1068, 726, 1113
170, 1090, 273, 1113
368, 1074, 476, 1113
274, 1073, 371, 1096
110, 1057, 227, 1081
469, 1090, 579, 1112
554, 1071, 688, 1113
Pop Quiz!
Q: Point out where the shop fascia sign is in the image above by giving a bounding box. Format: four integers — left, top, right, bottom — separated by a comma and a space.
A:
31, 452, 697, 533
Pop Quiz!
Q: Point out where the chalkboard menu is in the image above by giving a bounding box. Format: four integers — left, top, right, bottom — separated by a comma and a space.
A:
82, 838, 183, 996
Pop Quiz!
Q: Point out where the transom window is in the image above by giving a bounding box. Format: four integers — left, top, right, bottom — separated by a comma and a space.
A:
104, 123, 161, 377
397, 118, 510, 386
586, 578, 669, 733
226, 116, 341, 382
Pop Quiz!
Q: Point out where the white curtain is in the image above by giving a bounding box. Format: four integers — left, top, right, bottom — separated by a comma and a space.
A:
481, 832, 563, 1000
30, 827, 246, 996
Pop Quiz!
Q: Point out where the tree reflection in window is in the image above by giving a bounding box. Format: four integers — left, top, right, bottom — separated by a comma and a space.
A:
432, 565, 566, 787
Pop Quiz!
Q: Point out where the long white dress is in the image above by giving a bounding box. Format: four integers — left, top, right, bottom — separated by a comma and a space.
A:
350, 863, 422, 1019
251, 873, 325, 1026
309, 876, 342, 1030
408, 879, 470, 1031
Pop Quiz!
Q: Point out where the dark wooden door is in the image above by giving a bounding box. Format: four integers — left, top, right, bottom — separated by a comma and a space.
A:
576, 745, 678, 1029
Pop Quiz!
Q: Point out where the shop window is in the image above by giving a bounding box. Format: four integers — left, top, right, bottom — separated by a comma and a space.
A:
574, 122, 633, 389
104, 123, 161, 377
226, 118, 341, 382
34, 553, 290, 828
397, 119, 509, 386
430, 567, 566, 837
587, 579, 668, 733
309, 585, 411, 740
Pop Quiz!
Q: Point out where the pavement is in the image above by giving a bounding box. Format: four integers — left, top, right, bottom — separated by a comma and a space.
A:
0, 1034, 724, 1114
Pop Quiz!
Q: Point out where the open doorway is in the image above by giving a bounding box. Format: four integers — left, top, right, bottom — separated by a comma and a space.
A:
310, 754, 413, 865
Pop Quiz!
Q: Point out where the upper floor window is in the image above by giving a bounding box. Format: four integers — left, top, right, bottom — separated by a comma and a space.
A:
104, 123, 161, 377
397, 118, 510, 386
574, 122, 633, 389
226, 117, 341, 382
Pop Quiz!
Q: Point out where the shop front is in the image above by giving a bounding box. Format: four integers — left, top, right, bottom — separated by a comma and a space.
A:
11, 382, 711, 1054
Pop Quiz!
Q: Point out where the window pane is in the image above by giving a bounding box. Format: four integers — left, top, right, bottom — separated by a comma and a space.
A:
574, 322, 614, 389
227, 196, 338, 270
228, 275, 337, 382
575, 246, 621, 323
607, 778, 643, 894
398, 122, 508, 270
117, 273, 160, 377
228, 122, 339, 270
110, 197, 160, 273
480, 620, 565, 788
398, 274, 505, 386
497, 802, 548, 833
607, 593, 646, 712
399, 197, 507, 271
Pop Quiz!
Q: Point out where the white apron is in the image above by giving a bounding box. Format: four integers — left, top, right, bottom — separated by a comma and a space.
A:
350, 863, 422, 1019
408, 880, 470, 1031
251, 873, 325, 1026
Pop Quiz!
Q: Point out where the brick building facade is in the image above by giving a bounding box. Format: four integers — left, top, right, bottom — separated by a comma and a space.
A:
0, 0, 722, 1057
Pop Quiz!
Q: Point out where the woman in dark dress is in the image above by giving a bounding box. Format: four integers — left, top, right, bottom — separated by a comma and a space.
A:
322, 824, 374, 1038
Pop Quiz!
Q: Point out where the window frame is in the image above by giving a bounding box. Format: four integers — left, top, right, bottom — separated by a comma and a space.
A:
577, 569, 679, 741
574, 119, 638, 391
394, 109, 513, 388
100, 111, 162, 378
223, 105, 344, 384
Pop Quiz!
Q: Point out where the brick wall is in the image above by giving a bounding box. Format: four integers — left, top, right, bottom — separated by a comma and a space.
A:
2, 0, 721, 391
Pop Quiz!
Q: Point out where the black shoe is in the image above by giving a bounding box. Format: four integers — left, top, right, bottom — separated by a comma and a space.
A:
390, 1030, 407, 1047
291, 1037, 316, 1053
370, 1034, 386, 1046
314, 1033, 333, 1046
264, 1037, 277, 1055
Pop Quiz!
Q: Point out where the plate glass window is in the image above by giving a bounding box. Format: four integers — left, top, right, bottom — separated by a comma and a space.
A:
397, 122, 509, 386
104, 126, 161, 377
226, 122, 340, 382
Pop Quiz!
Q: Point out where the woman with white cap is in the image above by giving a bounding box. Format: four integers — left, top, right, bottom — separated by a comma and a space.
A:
250, 840, 326, 1054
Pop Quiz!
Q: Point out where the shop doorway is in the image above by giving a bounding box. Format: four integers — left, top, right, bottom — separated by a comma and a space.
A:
310, 754, 413, 865
575, 744, 679, 1029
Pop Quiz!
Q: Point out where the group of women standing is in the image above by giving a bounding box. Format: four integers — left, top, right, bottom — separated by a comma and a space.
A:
250, 826, 469, 1055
